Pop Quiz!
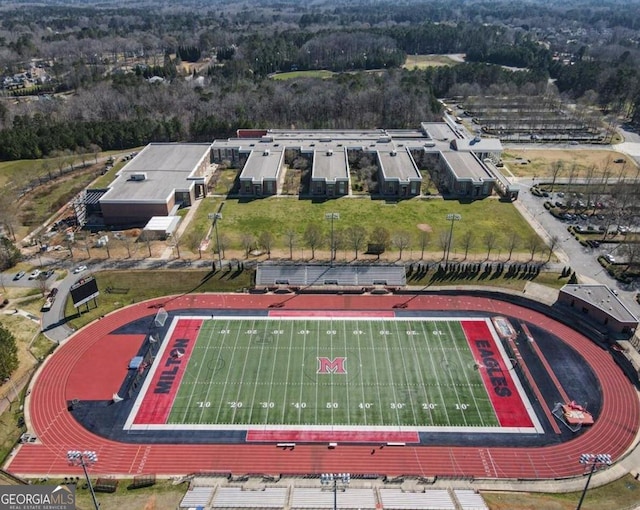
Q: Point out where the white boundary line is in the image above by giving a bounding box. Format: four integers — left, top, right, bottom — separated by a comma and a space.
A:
124, 316, 180, 430
124, 315, 543, 435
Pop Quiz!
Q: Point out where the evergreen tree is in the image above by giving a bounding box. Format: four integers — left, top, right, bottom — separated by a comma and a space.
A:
0, 322, 19, 380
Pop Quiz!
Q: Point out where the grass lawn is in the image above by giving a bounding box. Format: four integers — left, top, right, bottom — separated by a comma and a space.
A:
482, 474, 640, 509
403, 54, 463, 69
501, 149, 635, 179
270, 70, 335, 80
63, 268, 253, 330
91, 160, 126, 188
186, 196, 543, 260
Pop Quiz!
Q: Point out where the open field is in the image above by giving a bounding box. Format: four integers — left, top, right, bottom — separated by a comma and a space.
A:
502, 149, 636, 179
187, 197, 542, 260
63, 269, 253, 329
161, 317, 502, 428
270, 70, 335, 80
403, 54, 465, 69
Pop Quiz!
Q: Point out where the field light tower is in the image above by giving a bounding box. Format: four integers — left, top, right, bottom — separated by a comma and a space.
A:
67, 450, 99, 510
208, 212, 223, 270
444, 213, 461, 265
576, 453, 611, 510
321, 472, 350, 510
325, 212, 340, 265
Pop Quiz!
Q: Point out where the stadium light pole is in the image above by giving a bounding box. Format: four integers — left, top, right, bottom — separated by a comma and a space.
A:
576, 453, 611, 510
208, 212, 223, 271
321, 472, 350, 510
325, 212, 340, 266
444, 213, 461, 266
67, 450, 99, 510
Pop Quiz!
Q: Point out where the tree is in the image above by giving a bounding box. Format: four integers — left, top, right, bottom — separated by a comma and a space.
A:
550, 160, 563, 192
139, 230, 154, 258
547, 234, 559, 262
416, 231, 430, 260
0, 322, 19, 381
392, 230, 411, 260
369, 226, 390, 259
483, 232, 498, 261
0, 236, 20, 271
241, 233, 255, 259
169, 232, 182, 259
506, 232, 520, 261
527, 235, 542, 261
439, 231, 450, 260
304, 224, 323, 259
284, 229, 296, 260
460, 231, 474, 260
347, 225, 366, 260
184, 230, 204, 259
258, 231, 274, 259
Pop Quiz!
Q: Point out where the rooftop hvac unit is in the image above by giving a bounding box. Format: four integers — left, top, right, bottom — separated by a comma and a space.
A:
390, 150, 397, 156
326, 150, 333, 156
263, 150, 270, 156
130, 172, 147, 181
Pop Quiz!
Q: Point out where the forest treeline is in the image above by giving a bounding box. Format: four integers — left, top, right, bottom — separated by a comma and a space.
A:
0, 1, 640, 160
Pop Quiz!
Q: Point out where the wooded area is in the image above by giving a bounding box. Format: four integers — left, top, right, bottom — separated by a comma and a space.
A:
0, 0, 639, 162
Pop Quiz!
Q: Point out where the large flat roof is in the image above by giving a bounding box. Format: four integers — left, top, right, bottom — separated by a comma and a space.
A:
561, 284, 639, 324
240, 147, 284, 181
442, 151, 495, 182
101, 143, 211, 204
378, 148, 421, 181
312, 147, 349, 182
124, 143, 211, 173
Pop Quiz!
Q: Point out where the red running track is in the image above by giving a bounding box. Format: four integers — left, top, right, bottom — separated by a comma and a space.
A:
5, 293, 639, 479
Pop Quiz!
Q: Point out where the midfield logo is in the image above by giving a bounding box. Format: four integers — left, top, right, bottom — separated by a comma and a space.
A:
317, 356, 347, 374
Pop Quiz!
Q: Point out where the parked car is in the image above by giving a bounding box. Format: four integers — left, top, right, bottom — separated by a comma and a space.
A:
73, 265, 87, 274
604, 254, 616, 264
13, 271, 25, 280
557, 192, 565, 198
28, 269, 41, 280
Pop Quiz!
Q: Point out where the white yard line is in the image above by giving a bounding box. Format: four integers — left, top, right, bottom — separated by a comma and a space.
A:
418, 321, 452, 425
392, 320, 419, 425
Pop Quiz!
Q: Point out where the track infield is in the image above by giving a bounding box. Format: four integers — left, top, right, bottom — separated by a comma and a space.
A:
127, 315, 539, 438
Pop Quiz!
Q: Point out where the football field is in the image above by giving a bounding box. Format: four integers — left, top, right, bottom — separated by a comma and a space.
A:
127, 315, 538, 432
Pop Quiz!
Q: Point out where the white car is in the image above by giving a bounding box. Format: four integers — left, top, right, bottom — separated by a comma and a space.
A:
73, 265, 87, 274
28, 269, 41, 280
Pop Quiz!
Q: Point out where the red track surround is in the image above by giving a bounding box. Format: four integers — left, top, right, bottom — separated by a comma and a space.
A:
6, 293, 639, 479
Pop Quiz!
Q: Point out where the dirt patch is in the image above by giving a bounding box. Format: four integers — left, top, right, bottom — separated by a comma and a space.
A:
417, 223, 433, 232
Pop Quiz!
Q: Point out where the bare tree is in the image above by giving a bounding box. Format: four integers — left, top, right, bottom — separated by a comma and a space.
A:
549, 160, 563, 192
369, 226, 390, 259
547, 234, 559, 262
506, 232, 520, 261
304, 223, 323, 260
120, 235, 135, 259
622, 240, 640, 275
284, 229, 296, 259
184, 230, 203, 259
216, 233, 228, 259
392, 230, 411, 260
169, 232, 182, 259
241, 233, 256, 259
418, 231, 430, 260
347, 225, 366, 260
483, 232, 498, 261
139, 230, 154, 257
439, 231, 450, 260
526, 235, 542, 261
258, 231, 274, 259
460, 230, 474, 260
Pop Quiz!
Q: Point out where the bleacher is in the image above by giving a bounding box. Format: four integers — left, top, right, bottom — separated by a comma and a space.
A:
290, 487, 376, 509
256, 264, 406, 288
379, 488, 456, 509
180, 486, 214, 508
453, 489, 489, 510
212, 487, 288, 508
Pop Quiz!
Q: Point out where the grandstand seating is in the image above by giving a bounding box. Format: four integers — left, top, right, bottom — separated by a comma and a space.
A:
379, 488, 456, 509
256, 264, 406, 287
179, 486, 214, 508
290, 487, 376, 509
211, 487, 288, 508
454, 489, 489, 510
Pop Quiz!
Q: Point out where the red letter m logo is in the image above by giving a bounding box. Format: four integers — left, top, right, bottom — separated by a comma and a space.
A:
317, 357, 347, 374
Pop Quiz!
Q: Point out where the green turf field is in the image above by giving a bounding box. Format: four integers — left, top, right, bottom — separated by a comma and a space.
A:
167, 317, 500, 428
